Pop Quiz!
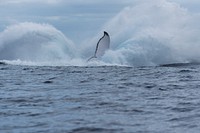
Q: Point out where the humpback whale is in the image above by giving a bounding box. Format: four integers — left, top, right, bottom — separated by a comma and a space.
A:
88, 31, 110, 61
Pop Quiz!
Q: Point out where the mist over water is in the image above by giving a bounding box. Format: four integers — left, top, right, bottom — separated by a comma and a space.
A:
1, 0, 200, 66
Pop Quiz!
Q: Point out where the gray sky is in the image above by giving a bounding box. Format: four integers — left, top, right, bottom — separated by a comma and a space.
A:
0, 0, 199, 43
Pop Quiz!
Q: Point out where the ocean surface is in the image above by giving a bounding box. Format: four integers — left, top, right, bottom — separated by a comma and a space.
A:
1, 63, 200, 133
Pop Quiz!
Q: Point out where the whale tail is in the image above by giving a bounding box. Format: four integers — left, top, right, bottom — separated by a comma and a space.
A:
88, 31, 110, 61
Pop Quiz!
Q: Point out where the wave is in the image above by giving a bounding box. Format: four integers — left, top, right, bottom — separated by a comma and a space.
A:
1, 0, 200, 66
160, 62, 200, 67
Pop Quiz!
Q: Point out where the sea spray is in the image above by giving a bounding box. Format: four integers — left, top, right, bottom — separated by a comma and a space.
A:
1, 1, 200, 66
0, 22, 76, 63
97, 0, 200, 66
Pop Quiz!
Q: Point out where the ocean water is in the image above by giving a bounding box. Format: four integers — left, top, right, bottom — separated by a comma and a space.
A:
1, 63, 200, 133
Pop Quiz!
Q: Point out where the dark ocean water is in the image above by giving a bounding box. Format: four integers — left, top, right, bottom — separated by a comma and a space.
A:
1, 63, 200, 133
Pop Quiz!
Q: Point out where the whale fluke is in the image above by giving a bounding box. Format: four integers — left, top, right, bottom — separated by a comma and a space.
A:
88, 31, 110, 61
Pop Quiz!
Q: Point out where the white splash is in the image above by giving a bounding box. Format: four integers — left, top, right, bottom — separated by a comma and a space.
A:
0, 22, 76, 64
99, 0, 200, 66
1, 0, 200, 66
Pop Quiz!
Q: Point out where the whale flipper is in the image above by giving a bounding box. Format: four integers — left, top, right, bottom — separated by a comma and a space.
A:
87, 55, 97, 62
88, 31, 110, 61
